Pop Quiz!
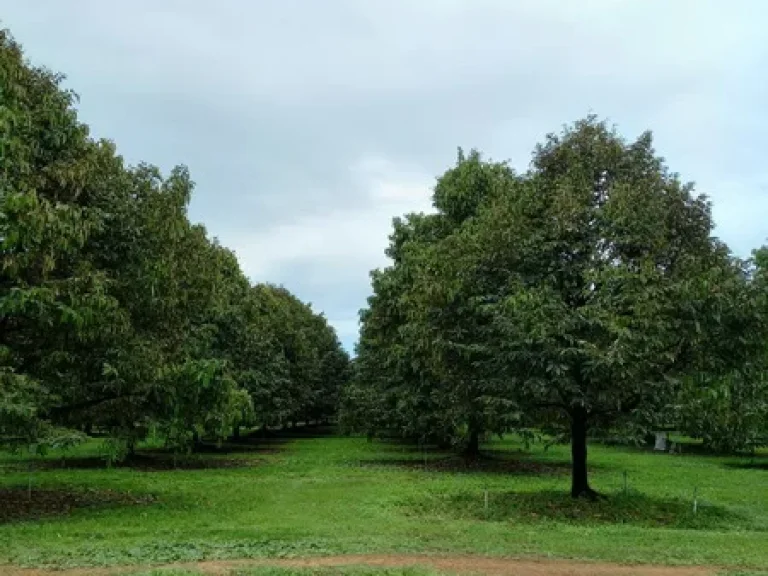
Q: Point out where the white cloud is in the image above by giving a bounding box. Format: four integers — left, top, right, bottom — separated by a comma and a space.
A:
223, 156, 433, 281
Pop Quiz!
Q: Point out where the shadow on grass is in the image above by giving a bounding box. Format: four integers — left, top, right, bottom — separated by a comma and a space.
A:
205, 424, 336, 452
361, 451, 573, 476
192, 438, 288, 454
3, 425, 342, 472
404, 489, 753, 531
0, 487, 156, 524
265, 424, 340, 439
2, 429, 295, 471
15, 451, 267, 472
723, 460, 768, 471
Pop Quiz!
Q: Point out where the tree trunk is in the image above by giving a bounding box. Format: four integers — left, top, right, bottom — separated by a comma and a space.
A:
570, 407, 598, 499
463, 427, 480, 458
437, 437, 452, 451
232, 424, 240, 440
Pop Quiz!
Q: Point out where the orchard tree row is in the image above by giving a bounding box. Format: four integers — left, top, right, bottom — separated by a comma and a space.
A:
0, 31, 350, 456
343, 118, 768, 498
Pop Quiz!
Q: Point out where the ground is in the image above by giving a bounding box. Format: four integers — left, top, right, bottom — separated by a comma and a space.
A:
1, 428, 766, 575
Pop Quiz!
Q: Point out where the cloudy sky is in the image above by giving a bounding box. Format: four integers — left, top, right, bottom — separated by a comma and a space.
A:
2, 0, 766, 350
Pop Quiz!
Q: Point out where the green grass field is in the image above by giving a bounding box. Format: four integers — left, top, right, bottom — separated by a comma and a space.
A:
1, 429, 766, 571
131, 569, 437, 576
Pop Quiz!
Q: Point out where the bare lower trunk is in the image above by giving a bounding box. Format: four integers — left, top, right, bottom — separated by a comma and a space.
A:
570, 407, 599, 499
463, 427, 480, 458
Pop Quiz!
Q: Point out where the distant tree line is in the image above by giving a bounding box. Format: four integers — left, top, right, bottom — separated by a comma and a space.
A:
342, 118, 768, 498
0, 31, 350, 457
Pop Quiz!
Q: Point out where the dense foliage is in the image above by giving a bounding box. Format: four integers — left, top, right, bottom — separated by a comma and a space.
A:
0, 31, 349, 454
2, 26, 765, 497
345, 118, 768, 497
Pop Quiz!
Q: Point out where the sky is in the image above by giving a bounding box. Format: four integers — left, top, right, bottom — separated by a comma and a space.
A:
2, 0, 767, 351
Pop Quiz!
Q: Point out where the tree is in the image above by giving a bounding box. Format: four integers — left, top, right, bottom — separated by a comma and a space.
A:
347, 214, 452, 445
348, 151, 523, 453
1, 29, 119, 448
674, 247, 768, 453
351, 117, 754, 497
444, 118, 751, 496
1, 28, 349, 457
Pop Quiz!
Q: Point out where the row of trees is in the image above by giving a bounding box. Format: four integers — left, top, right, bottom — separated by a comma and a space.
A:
343, 118, 768, 498
0, 31, 350, 455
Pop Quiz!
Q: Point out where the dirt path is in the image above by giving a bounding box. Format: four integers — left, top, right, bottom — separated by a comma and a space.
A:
3, 554, 723, 576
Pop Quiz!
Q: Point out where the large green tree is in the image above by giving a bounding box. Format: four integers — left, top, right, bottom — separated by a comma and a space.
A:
348, 151, 522, 453
351, 117, 757, 497
436, 119, 755, 497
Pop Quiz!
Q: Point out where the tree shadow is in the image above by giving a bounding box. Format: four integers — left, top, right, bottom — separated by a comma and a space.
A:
723, 460, 768, 471
191, 437, 288, 455
0, 487, 156, 524
406, 489, 753, 531
266, 424, 339, 438
3, 425, 340, 471
14, 451, 267, 472
360, 451, 574, 476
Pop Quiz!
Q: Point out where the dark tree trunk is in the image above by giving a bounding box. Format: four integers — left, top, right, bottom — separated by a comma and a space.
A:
232, 424, 240, 440
437, 437, 452, 451
463, 427, 480, 458
570, 407, 598, 499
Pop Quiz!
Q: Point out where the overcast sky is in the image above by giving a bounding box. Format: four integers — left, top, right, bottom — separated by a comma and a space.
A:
2, 0, 767, 351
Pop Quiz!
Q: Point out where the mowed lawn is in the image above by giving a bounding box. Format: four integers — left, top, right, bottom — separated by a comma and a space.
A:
0, 429, 766, 570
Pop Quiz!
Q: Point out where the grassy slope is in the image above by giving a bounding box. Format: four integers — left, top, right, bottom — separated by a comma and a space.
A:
0, 432, 766, 569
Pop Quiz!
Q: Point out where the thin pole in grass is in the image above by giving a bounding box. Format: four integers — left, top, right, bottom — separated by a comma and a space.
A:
693, 487, 698, 515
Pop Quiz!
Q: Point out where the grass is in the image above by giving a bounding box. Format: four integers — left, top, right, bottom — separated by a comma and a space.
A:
0, 429, 766, 570
132, 569, 438, 576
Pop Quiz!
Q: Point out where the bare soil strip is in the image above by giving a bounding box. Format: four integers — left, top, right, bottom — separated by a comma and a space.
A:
2, 554, 721, 576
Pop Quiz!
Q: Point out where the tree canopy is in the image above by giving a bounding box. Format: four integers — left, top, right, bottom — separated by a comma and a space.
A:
345, 117, 768, 498
0, 30, 350, 455
3, 25, 766, 495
